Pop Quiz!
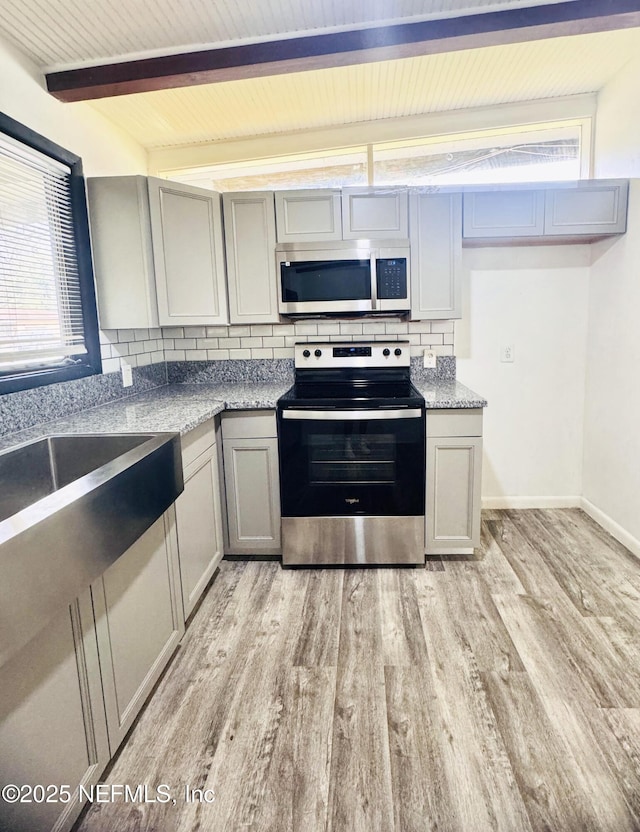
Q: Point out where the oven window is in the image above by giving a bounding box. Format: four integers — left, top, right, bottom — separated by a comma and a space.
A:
281, 260, 371, 302
308, 432, 395, 484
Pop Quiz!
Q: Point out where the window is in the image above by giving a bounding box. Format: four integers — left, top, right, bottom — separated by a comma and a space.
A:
0, 112, 100, 394
163, 120, 587, 191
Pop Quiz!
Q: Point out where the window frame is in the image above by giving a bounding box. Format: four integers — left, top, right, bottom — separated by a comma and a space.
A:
0, 111, 101, 395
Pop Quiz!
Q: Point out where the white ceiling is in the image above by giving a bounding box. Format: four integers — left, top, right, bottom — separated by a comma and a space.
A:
0, 0, 637, 156
0, 0, 572, 70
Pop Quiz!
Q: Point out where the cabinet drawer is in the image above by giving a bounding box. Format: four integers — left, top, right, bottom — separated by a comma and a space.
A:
427, 409, 483, 438
181, 417, 217, 469
221, 410, 277, 439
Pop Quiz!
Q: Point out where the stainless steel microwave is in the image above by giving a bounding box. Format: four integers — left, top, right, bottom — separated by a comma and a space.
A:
276, 240, 411, 316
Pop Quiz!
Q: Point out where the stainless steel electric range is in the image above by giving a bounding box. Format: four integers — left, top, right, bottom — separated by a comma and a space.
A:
277, 340, 425, 566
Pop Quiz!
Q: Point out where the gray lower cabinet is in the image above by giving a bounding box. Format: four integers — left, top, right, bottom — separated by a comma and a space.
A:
426, 409, 483, 555
410, 191, 462, 320
0, 593, 109, 832
222, 411, 281, 556
175, 420, 224, 619
91, 513, 184, 753
223, 191, 279, 324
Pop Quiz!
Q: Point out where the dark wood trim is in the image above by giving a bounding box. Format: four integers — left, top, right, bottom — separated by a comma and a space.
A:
46, 0, 640, 102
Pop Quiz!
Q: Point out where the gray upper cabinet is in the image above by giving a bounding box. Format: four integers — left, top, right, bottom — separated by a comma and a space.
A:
463, 188, 544, 239
544, 180, 628, 236
223, 192, 279, 324
410, 191, 462, 320
462, 179, 629, 243
148, 177, 228, 326
342, 187, 409, 239
275, 189, 342, 242
88, 176, 159, 330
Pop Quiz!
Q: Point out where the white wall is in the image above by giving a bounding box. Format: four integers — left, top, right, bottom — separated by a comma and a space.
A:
0, 35, 146, 175
581, 182, 640, 553
456, 246, 591, 507
594, 55, 640, 179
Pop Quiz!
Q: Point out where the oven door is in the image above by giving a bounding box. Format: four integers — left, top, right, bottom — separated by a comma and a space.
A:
278, 408, 425, 517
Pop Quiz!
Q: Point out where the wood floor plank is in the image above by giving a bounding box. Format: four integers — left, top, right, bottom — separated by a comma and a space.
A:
377, 569, 429, 667
384, 664, 455, 832
440, 561, 525, 673
483, 670, 625, 832
414, 571, 533, 832
327, 570, 394, 832
292, 568, 343, 667
477, 517, 527, 595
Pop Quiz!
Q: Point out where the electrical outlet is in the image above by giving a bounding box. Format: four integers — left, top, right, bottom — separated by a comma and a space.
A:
423, 349, 437, 369
501, 345, 515, 363
121, 361, 133, 387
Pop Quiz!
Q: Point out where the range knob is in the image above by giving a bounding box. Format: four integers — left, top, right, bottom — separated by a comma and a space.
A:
314, 349, 322, 358
383, 348, 390, 357
302, 349, 310, 358
394, 348, 402, 356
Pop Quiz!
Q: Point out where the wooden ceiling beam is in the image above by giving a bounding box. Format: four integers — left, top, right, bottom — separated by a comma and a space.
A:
46, 0, 640, 102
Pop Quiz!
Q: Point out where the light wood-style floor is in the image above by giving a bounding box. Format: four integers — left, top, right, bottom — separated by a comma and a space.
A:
76, 509, 640, 832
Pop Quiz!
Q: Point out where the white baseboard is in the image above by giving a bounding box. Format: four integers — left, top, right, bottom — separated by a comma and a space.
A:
482, 496, 582, 510
580, 498, 640, 559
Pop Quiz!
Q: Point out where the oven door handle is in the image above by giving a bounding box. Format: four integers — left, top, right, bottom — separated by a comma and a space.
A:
281, 408, 422, 421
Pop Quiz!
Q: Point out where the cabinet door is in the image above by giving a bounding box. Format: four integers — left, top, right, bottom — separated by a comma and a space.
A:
87, 176, 159, 330
463, 189, 544, 238
223, 192, 279, 324
544, 180, 628, 236
410, 192, 462, 320
148, 177, 228, 326
426, 436, 482, 554
0, 594, 109, 832
223, 437, 281, 555
342, 187, 408, 239
175, 442, 224, 619
92, 514, 184, 753
275, 189, 342, 242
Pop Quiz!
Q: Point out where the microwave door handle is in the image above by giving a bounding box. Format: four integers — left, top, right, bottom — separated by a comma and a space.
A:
370, 254, 377, 310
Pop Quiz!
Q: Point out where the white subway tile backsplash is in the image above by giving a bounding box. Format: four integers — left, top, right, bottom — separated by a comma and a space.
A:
250, 325, 273, 336
101, 356, 120, 373
111, 316, 455, 365
294, 323, 318, 335
162, 327, 184, 339
241, 337, 263, 348
340, 322, 363, 335
431, 321, 455, 334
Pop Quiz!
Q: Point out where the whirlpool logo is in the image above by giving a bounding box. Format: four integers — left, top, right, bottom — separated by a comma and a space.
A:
345, 498, 360, 504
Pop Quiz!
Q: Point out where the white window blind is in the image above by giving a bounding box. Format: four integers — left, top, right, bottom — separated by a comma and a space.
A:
0, 133, 87, 372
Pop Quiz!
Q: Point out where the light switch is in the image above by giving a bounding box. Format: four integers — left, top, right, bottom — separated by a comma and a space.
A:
121, 361, 133, 387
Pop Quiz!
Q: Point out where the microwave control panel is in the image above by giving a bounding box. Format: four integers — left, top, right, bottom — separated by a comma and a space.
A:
376, 258, 407, 300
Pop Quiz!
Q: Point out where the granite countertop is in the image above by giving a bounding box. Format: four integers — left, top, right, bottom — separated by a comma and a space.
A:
0, 376, 486, 451
413, 378, 488, 409
0, 382, 292, 450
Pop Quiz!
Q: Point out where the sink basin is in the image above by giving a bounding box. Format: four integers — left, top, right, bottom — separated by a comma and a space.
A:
0, 432, 183, 667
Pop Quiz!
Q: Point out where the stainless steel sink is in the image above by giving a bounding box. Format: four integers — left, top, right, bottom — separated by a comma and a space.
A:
0, 432, 183, 667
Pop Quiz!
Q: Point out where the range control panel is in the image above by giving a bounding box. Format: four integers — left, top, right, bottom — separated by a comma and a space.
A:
377, 258, 408, 300
295, 341, 410, 369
